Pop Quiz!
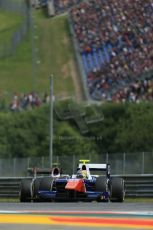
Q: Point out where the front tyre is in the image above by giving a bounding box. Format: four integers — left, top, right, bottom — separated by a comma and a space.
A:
38, 177, 53, 202
39, 177, 53, 191
95, 176, 109, 202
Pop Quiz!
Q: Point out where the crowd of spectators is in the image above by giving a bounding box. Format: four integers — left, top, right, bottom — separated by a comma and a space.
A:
70, 0, 153, 102
106, 76, 153, 103
9, 92, 50, 111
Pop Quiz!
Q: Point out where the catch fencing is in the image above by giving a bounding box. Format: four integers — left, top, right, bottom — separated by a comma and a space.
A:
0, 0, 29, 58
0, 152, 153, 177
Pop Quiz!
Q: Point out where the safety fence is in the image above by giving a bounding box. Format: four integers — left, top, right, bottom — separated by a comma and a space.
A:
0, 152, 153, 177
0, 175, 152, 198
0, 0, 29, 58
68, 14, 90, 101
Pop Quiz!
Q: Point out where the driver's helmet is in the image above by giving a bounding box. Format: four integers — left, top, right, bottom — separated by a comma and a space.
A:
76, 169, 87, 179
81, 170, 87, 179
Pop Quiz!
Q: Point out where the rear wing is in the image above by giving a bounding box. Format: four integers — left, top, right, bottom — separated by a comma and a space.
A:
78, 163, 110, 177
27, 167, 62, 177
27, 167, 53, 177
78, 163, 109, 170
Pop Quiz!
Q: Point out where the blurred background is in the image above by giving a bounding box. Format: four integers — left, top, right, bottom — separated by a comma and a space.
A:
0, 0, 153, 176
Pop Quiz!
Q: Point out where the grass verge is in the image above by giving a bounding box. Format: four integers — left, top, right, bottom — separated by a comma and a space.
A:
0, 9, 78, 100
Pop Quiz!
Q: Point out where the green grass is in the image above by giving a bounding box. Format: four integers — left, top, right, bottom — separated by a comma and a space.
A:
0, 9, 77, 99
125, 198, 153, 203
0, 10, 22, 44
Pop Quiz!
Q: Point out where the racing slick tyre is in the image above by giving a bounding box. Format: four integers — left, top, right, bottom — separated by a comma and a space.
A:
110, 177, 125, 202
95, 176, 109, 202
39, 177, 53, 202
20, 179, 32, 202
39, 177, 53, 191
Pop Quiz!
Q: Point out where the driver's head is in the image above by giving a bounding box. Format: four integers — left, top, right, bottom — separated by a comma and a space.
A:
77, 170, 84, 178
81, 170, 87, 178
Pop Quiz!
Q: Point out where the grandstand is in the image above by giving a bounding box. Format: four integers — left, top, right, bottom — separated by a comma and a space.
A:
69, 0, 153, 102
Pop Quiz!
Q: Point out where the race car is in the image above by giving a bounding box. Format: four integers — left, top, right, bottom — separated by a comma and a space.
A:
37, 160, 125, 202
19, 165, 67, 202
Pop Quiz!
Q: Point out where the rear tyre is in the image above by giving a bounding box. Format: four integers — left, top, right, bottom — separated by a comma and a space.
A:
20, 179, 32, 202
110, 177, 125, 202
95, 176, 109, 202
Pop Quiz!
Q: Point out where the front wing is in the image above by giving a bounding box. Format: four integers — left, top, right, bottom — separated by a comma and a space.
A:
38, 190, 109, 201
38, 178, 109, 201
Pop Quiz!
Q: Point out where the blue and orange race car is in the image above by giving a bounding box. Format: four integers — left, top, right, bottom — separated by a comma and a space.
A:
35, 160, 125, 202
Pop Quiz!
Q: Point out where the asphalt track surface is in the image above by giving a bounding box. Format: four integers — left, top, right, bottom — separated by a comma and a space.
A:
0, 202, 153, 230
